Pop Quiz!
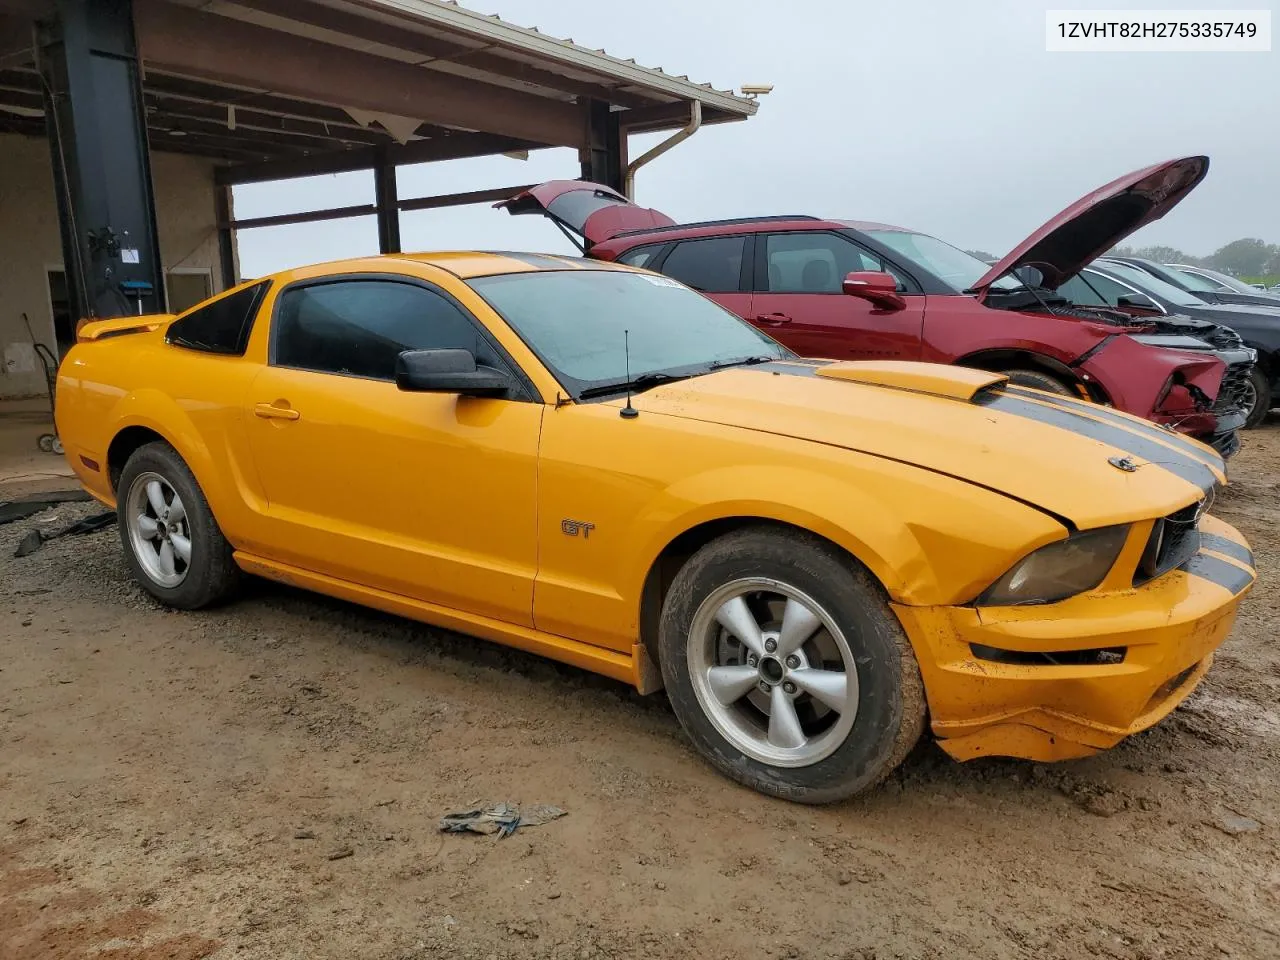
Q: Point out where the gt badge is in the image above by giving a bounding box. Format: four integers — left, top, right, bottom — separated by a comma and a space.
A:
561, 519, 595, 539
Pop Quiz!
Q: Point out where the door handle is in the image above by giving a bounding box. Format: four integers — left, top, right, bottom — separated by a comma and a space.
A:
755, 312, 792, 326
254, 402, 300, 421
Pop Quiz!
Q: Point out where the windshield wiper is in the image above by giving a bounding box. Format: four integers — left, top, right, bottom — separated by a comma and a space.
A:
577, 372, 690, 400
707, 355, 777, 371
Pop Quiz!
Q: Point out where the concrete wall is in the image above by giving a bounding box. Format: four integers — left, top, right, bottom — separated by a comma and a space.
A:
0, 133, 229, 398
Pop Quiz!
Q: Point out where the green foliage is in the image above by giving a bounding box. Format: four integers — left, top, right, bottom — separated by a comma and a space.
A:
1110, 237, 1280, 281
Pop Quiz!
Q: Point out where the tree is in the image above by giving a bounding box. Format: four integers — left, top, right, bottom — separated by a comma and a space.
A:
1206, 238, 1273, 277
1264, 250, 1280, 278
1130, 245, 1194, 265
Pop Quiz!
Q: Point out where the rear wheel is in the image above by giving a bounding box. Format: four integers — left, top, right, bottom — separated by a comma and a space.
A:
1241, 365, 1271, 429
1001, 368, 1073, 396
117, 442, 240, 609
658, 526, 925, 804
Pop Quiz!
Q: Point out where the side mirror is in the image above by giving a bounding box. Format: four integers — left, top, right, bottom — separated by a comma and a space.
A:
395, 348, 512, 397
1117, 293, 1159, 311
842, 271, 906, 311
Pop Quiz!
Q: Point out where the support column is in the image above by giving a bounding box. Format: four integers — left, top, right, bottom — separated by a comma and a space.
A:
37, 0, 164, 322
373, 149, 401, 254
213, 184, 239, 292
580, 98, 625, 193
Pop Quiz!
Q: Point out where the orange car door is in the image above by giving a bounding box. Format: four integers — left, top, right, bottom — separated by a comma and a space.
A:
242, 276, 542, 627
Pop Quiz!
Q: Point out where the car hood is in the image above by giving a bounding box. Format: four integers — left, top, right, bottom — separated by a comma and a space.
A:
623, 360, 1223, 528
1213, 291, 1280, 308
1196, 301, 1280, 323
974, 156, 1209, 292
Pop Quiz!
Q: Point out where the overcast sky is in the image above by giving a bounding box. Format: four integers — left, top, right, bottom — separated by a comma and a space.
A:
234, 0, 1279, 275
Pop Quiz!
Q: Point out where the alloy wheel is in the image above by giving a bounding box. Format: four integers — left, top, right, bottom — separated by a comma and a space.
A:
686, 578, 860, 767
125, 471, 192, 588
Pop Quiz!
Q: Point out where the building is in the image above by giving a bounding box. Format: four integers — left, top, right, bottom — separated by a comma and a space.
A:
0, 0, 759, 398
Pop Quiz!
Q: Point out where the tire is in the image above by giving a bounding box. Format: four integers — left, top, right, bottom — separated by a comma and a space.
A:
658, 526, 926, 804
1241, 365, 1271, 429
1001, 368, 1073, 396
116, 441, 240, 609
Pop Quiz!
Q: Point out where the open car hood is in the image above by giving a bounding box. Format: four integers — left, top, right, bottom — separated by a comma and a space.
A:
972, 156, 1209, 293
496, 181, 675, 249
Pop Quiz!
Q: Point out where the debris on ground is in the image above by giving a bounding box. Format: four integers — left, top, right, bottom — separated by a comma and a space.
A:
1210, 814, 1261, 836
13, 511, 115, 557
0, 489, 91, 525
438, 802, 566, 838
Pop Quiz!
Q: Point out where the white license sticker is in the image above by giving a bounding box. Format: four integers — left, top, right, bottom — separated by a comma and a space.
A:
120, 248, 140, 264
638, 274, 683, 288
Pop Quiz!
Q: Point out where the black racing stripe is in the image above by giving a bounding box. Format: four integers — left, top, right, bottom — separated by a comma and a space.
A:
1003, 385, 1224, 469
1199, 533, 1254, 567
978, 394, 1218, 492
1181, 552, 1255, 594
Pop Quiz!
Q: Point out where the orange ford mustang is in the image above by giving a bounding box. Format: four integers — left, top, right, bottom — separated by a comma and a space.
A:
54, 253, 1255, 803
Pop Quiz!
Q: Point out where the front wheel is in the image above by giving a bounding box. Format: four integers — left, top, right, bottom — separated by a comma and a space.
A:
1001, 368, 1073, 396
1241, 365, 1272, 429
117, 441, 240, 609
658, 527, 926, 804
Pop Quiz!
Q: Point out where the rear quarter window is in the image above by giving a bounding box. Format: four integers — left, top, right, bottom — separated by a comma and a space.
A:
615, 244, 666, 268
165, 281, 269, 355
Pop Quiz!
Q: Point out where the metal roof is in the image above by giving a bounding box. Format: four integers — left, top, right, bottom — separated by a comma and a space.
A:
356, 0, 759, 116
0, 0, 761, 171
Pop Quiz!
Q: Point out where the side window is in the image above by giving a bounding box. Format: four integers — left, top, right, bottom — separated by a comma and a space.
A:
165, 280, 269, 355
1055, 275, 1102, 305
273, 280, 504, 381
763, 233, 912, 293
616, 244, 665, 269
659, 237, 746, 292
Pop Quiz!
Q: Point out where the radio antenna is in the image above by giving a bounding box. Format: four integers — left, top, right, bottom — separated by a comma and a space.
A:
620, 329, 639, 419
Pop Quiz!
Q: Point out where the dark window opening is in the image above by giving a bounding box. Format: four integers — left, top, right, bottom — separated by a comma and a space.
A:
272, 279, 507, 383
660, 236, 747, 293
166, 281, 269, 355
46, 270, 75, 357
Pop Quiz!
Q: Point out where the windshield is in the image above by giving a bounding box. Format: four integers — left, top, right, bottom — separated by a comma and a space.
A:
467, 269, 789, 398
1185, 266, 1269, 296
865, 230, 1019, 292
1148, 263, 1220, 293
1099, 261, 1206, 307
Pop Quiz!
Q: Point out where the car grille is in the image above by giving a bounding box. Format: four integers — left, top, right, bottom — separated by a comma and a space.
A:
1213, 360, 1253, 413
1134, 501, 1202, 585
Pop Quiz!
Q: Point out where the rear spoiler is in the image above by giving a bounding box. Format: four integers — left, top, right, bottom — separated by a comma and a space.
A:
77, 314, 174, 342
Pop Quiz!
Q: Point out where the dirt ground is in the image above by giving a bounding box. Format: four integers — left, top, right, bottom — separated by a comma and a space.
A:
2, 422, 1278, 960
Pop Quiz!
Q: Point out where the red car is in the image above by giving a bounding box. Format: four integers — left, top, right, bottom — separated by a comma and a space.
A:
500, 156, 1250, 456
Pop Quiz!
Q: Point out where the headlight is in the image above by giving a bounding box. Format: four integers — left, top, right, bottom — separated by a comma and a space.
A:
978, 526, 1130, 606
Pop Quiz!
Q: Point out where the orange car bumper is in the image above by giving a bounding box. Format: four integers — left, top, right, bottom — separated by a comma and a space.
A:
893, 514, 1255, 762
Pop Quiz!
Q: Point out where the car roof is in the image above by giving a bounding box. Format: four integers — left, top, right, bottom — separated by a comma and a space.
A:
274, 250, 638, 281
592, 216, 918, 253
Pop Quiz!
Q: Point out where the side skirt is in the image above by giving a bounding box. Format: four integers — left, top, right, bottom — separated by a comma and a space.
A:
233, 551, 639, 689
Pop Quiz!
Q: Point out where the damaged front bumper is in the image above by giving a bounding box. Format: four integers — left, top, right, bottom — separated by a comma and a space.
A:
893, 514, 1255, 763
1144, 342, 1255, 459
